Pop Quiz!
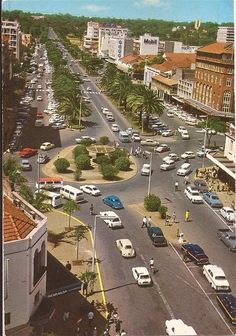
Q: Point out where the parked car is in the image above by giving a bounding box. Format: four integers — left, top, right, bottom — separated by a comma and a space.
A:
184, 186, 203, 203
51, 122, 67, 129
194, 179, 209, 193
162, 130, 174, 137
202, 192, 223, 208
181, 130, 190, 139
37, 153, 50, 164
220, 207, 235, 223
203, 264, 230, 291
147, 227, 167, 246
166, 111, 174, 118
181, 151, 195, 159
79, 185, 101, 196
160, 161, 176, 171
40, 142, 55, 151
99, 211, 123, 228
20, 159, 32, 171
116, 239, 135, 257
75, 136, 96, 144
178, 126, 187, 133
103, 195, 124, 209
154, 144, 170, 153
19, 147, 38, 158
132, 267, 152, 286
36, 95, 43, 101
181, 243, 209, 265
141, 163, 151, 176
163, 153, 179, 162
177, 163, 191, 176
106, 114, 115, 122
217, 230, 236, 252
140, 138, 159, 146
131, 133, 141, 142
217, 294, 236, 324
165, 319, 197, 336
111, 123, 120, 132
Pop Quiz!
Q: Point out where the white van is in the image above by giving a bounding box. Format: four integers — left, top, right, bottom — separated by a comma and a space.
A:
165, 319, 197, 335
40, 190, 62, 208
119, 131, 130, 143
60, 185, 84, 203
35, 119, 44, 127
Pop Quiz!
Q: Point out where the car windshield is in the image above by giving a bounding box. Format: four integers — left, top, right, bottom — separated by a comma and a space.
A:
215, 276, 226, 280
140, 275, 149, 279
113, 218, 119, 222
191, 191, 199, 195
125, 246, 132, 249
211, 196, 219, 200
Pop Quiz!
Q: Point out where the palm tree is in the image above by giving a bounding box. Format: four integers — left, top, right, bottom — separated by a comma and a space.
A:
79, 269, 97, 296
63, 199, 80, 231
70, 225, 89, 261
34, 192, 52, 213
100, 63, 117, 91
109, 72, 132, 108
127, 85, 164, 130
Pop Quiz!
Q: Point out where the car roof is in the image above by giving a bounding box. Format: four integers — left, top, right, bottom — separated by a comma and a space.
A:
184, 243, 204, 252
118, 239, 132, 245
21, 159, 29, 162
148, 226, 163, 234
133, 267, 148, 274
222, 206, 233, 211
206, 264, 225, 275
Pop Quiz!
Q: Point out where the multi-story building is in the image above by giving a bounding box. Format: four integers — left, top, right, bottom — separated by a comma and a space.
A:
164, 41, 183, 53
2, 20, 21, 59
108, 37, 133, 61
177, 68, 195, 99
139, 34, 159, 56
192, 42, 234, 116
217, 26, 234, 43
3, 188, 54, 335
83, 21, 99, 50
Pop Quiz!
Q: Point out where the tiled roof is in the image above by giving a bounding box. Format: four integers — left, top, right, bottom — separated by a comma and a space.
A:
120, 54, 141, 64
4, 196, 36, 242
151, 53, 196, 72
197, 42, 234, 54
153, 75, 178, 86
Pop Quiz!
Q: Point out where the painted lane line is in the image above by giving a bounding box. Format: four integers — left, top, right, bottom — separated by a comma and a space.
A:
169, 241, 235, 335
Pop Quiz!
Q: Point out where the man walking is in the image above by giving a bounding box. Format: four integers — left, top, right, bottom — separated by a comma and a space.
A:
141, 216, 147, 228
147, 216, 152, 227
185, 210, 190, 222
65, 261, 72, 271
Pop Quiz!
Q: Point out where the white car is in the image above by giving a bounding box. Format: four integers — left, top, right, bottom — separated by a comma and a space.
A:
160, 161, 176, 171
181, 131, 190, 139
177, 163, 191, 176
154, 144, 170, 153
131, 133, 141, 142
36, 95, 43, 101
162, 130, 174, 137
101, 107, 110, 115
132, 267, 152, 286
165, 319, 197, 336
80, 185, 101, 196
141, 164, 151, 176
40, 142, 55, 150
220, 207, 235, 223
99, 211, 123, 229
86, 87, 92, 92
115, 239, 135, 258
126, 128, 133, 135
163, 153, 179, 163
111, 123, 120, 132
181, 151, 195, 159
37, 84, 42, 89
75, 136, 96, 144
166, 111, 174, 118
140, 138, 159, 146
203, 265, 230, 291
184, 186, 203, 203
178, 126, 187, 133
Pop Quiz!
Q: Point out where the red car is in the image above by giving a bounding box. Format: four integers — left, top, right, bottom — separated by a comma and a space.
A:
36, 112, 44, 119
19, 147, 38, 158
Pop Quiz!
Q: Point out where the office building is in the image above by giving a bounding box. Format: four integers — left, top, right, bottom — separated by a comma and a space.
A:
217, 26, 234, 43
2, 20, 21, 59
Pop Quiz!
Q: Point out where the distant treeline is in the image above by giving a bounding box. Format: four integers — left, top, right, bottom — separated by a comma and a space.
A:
3, 10, 234, 46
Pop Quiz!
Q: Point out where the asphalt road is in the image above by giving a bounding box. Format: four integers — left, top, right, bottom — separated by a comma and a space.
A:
16, 40, 236, 335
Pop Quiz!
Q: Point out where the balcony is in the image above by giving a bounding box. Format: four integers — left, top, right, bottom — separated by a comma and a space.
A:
196, 55, 234, 65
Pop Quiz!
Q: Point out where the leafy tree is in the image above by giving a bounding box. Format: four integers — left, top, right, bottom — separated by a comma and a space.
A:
101, 164, 119, 180
75, 154, 91, 170
109, 72, 132, 108
73, 145, 88, 159
79, 270, 98, 296
96, 155, 111, 166
99, 136, 109, 145
34, 192, 52, 213
159, 205, 168, 219
144, 194, 161, 211
63, 199, 80, 231
70, 225, 89, 261
19, 184, 34, 204
197, 117, 226, 147
54, 158, 70, 173
74, 168, 82, 181
115, 157, 131, 171
3, 157, 19, 176
110, 148, 128, 164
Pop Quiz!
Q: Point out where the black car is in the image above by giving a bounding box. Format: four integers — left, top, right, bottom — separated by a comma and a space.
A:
217, 294, 236, 324
147, 227, 167, 247
181, 243, 209, 265
194, 179, 209, 193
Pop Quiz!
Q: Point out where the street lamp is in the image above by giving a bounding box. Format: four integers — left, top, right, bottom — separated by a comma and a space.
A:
78, 98, 82, 128
37, 152, 41, 193
92, 215, 117, 272
202, 115, 209, 168
146, 151, 153, 196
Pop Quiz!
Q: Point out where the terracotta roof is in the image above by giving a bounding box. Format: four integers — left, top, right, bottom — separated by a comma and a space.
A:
153, 75, 178, 86
151, 53, 196, 72
120, 54, 141, 64
4, 196, 36, 242
197, 42, 234, 55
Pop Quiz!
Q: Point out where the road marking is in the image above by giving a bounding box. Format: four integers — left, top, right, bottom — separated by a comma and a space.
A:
140, 254, 175, 319
203, 201, 234, 232
53, 210, 108, 316
169, 242, 235, 335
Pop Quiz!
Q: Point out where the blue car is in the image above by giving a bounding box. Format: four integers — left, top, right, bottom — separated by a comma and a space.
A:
181, 243, 209, 265
103, 195, 124, 209
202, 191, 223, 208
217, 294, 236, 324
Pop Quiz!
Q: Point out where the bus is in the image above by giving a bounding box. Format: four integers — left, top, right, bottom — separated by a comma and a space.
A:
60, 185, 84, 203
36, 177, 64, 192
118, 131, 130, 143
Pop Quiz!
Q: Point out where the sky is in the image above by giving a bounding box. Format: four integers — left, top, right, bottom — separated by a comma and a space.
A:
2, 0, 234, 23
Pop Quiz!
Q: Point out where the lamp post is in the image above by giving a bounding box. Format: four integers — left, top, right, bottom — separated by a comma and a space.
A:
78, 98, 82, 128
92, 215, 116, 272
202, 115, 209, 168
146, 151, 153, 196
37, 152, 41, 193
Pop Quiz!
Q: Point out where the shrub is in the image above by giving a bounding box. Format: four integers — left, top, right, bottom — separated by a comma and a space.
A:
54, 158, 70, 173
159, 205, 168, 219
144, 194, 161, 212
99, 136, 109, 145
101, 164, 119, 180
115, 157, 130, 171
74, 168, 82, 181
73, 145, 88, 159
79, 138, 94, 146
96, 155, 111, 165
110, 148, 128, 163
75, 154, 91, 170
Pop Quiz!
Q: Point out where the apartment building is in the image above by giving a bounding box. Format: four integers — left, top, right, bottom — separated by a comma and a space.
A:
108, 37, 133, 61
192, 42, 234, 115
3, 190, 54, 335
83, 21, 99, 50
2, 20, 21, 59
177, 68, 195, 99
217, 26, 234, 43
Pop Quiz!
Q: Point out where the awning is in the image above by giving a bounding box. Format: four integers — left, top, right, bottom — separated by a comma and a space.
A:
46, 252, 82, 298
30, 297, 55, 327
172, 96, 184, 103
207, 153, 236, 180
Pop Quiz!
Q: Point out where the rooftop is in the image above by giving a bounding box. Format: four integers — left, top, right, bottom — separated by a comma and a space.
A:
151, 53, 196, 72
153, 75, 178, 86
197, 42, 234, 55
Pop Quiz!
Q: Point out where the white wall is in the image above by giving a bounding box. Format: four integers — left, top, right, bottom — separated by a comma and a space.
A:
140, 34, 159, 55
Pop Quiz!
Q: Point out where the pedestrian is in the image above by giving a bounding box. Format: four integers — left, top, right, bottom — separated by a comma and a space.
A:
184, 175, 189, 185
183, 250, 188, 262
83, 282, 88, 296
195, 168, 199, 178
172, 211, 176, 223
93, 327, 97, 336
65, 261, 72, 271
147, 216, 152, 227
90, 204, 94, 215
185, 210, 190, 222
120, 329, 127, 336
174, 181, 179, 191
115, 319, 121, 335
141, 216, 147, 228
88, 311, 94, 327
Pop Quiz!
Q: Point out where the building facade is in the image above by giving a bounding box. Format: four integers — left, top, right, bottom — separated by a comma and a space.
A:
83, 21, 99, 50
192, 42, 234, 115
177, 68, 195, 99
4, 191, 49, 334
139, 34, 159, 56
108, 37, 133, 61
164, 41, 183, 53
217, 26, 234, 43
2, 20, 21, 59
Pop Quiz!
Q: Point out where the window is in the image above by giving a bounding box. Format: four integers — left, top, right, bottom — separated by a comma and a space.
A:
222, 91, 231, 112
226, 79, 231, 87
5, 313, 11, 325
